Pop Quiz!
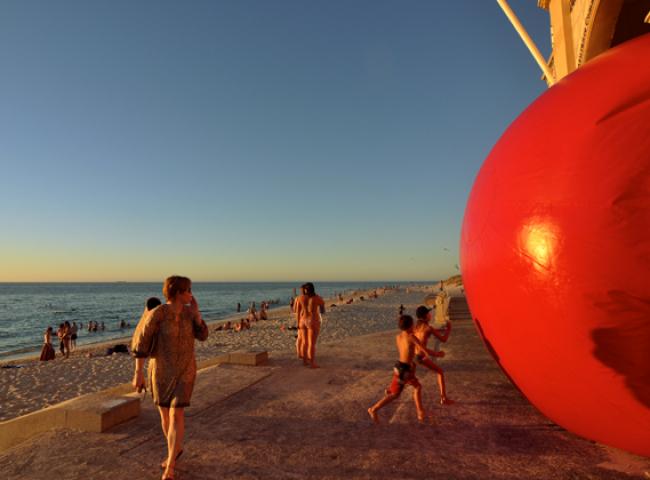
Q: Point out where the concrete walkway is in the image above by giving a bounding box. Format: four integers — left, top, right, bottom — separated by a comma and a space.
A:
1, 297, 648, 479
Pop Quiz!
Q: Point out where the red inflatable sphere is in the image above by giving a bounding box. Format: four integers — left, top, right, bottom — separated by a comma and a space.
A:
461, 34, 650, 456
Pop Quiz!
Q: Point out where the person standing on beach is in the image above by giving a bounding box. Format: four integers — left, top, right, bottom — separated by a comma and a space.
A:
236, 302, 241, 313
39, 326, 56, 361
63, 321, 72, 357
413, 305, 453, 405
70, 321, 78, 351
294, 282, 325, 368
56, 323, 66, 356
131, 276, 208, 480
293, 290, 303, 359
57, 321, 71, 358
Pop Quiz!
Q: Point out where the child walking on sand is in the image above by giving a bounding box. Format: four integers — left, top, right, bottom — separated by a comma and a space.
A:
367, 315, 441, 423
414, 305, 454, 405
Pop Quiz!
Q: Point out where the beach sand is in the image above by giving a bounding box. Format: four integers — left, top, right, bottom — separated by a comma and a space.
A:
1, 285, 648, 479
0, 286, 410, 422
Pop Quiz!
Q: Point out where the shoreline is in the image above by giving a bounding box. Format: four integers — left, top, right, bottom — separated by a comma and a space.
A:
0, 285, 390, 365
0, 303, 293, 365
0, 285, 439, 422
0, 281, 412, 362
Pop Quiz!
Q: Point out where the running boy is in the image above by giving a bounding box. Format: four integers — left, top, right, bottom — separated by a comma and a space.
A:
414, 305, 453, 405
367, 314, 441, 423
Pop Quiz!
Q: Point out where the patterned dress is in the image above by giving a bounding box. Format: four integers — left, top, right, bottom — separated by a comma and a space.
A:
131, 304, 209, 408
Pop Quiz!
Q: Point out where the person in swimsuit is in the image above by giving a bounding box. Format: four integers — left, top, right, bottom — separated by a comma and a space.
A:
367, 315, 439, 423
56, 323, 66, 356
414, 305, 453, 405
70, 322, 78, 350
294, 282, 325, 368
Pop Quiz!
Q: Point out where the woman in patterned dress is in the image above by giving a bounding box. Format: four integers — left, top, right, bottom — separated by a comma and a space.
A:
131, 275, 209, 480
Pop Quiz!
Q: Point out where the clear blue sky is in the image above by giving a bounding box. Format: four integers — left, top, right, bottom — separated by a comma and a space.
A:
0, 1, 550, 282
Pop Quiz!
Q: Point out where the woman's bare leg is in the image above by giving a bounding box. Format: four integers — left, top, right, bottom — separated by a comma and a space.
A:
307, 326, 320, 368
158, 407, 171, 468
158, 406, 170, 437
299, 328, 308, 364
162, 407, 185, 478
296, 329, 305, 361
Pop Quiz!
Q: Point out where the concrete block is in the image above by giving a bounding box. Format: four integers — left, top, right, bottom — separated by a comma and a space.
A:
228, 351, 268, 366
62, 395, 140, 433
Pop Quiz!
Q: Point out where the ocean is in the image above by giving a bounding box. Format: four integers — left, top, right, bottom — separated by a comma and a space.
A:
0, 281, 420, 360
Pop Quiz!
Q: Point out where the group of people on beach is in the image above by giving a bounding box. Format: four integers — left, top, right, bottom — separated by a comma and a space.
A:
215, 301, 270, 332
126, 275, 452, 479
368, 304, 454, 423
39, 321, 79, 360
39, 319, 110, 361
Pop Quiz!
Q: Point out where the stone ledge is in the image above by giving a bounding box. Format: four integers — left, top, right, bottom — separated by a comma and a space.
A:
0, 391, 140, 452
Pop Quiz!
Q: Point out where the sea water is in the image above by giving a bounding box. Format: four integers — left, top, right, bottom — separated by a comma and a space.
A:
0, 281, 417, 360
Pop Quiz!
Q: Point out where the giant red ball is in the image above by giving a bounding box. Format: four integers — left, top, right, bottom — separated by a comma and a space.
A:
460, 34, 650, 456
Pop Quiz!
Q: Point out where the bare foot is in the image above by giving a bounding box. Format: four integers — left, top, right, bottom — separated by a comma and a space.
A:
440, 398, 455, 405
162, 465, 175, 480
161, 449, 183, 469
368, 408, 379, 424
417, 410, 433, 423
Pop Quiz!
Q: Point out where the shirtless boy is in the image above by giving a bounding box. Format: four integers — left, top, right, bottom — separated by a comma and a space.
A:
367, 314, 441, 423
414, 305, 454, 405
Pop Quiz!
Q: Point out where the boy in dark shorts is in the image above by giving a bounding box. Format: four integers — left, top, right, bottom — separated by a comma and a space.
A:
414, 305, 453, 405
367, 315, 440, 423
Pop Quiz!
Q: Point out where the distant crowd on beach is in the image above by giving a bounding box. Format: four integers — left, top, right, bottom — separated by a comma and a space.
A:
215, 300, 272, 333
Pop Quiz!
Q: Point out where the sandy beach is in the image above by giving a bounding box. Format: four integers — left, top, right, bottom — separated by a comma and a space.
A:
1, 284, 648, 479
0, 285, 420, 422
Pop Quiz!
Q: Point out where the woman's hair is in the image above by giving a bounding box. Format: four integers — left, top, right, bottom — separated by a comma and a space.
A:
302, 282, 316, 297
301, 282, 317, 316
163, 275, 192, 301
